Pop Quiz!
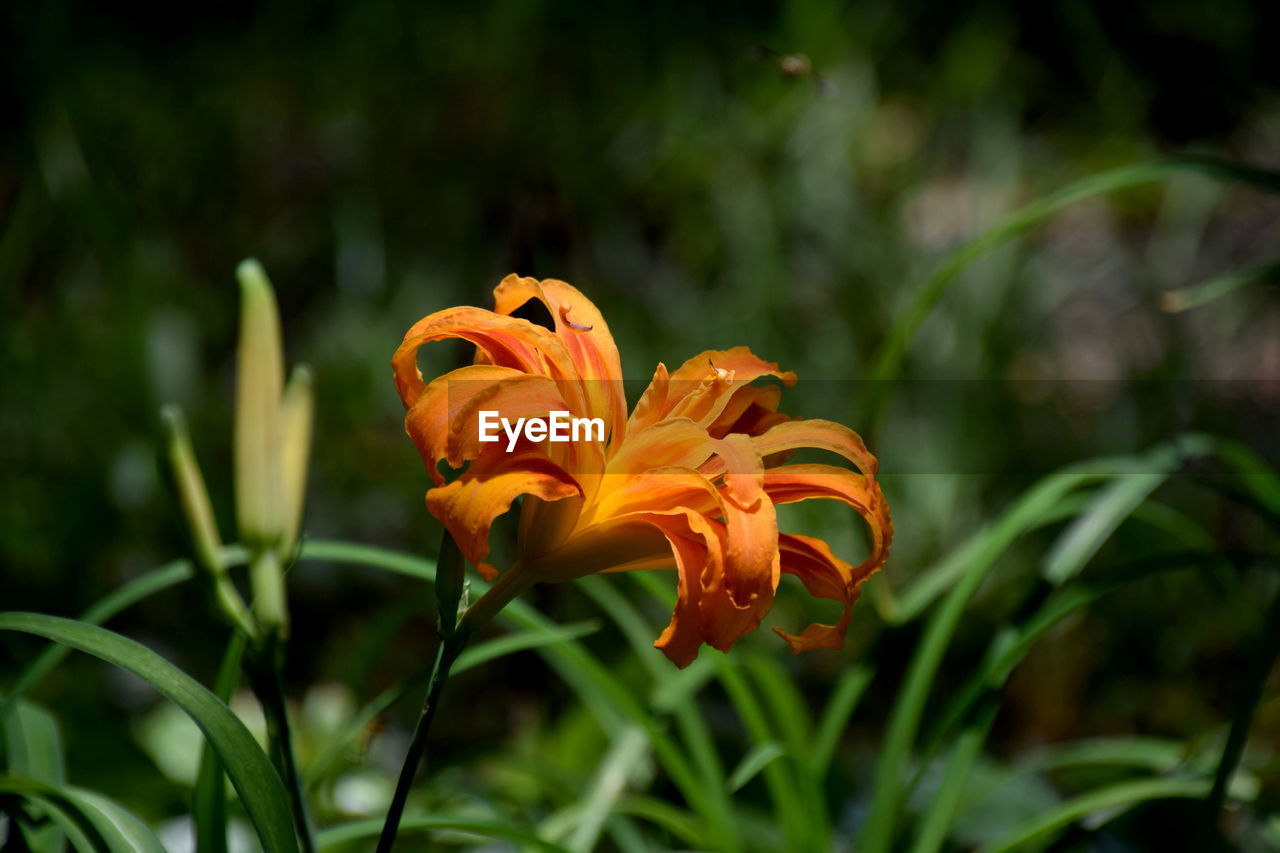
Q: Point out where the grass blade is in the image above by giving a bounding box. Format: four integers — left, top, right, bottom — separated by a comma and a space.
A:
980, 777, 1213, 853
2, 560, 194, 715
726, 741, 786, 793
316, 816, 573, 852
860, 448, 1187, 853
0, 613, 298, 853
1042, 448, 1179, 585
1208, 584, 1280, 814
909, 702, 998, 853
810, 663, 873, 778
2, 700, 66, 853
194, 633, 246, 853
565, 724, 649, 852
614, 795, 706, 848
300, 542, 739, 851
304, 620, 602, 788
1161, 256, 1280, 312
0, 777, 167, 853
862, 156, 1280, 432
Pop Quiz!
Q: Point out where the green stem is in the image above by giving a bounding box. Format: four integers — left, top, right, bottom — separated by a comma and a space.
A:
247, 646, 317, 853
375, 628, 470, 853
1207, 580, 1280, 815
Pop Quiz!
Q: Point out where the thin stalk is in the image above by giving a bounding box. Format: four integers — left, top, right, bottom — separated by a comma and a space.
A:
375, 628, 470, 853
1207, 579, 1280, 814
247, 647, 317, 853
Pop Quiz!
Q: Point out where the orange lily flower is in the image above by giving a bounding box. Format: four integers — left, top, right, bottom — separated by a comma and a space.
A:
393, 275, 892, 667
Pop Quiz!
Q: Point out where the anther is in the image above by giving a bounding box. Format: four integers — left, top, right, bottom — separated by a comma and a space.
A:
560, 305, 593, 332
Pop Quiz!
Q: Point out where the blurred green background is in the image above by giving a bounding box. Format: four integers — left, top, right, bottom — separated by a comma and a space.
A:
2, 0, 1279, 849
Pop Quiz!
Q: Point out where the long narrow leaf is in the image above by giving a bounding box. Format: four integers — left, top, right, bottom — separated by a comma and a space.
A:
0, 776, 166, 853
980, 777, 1212, 853
909, 703, 998, 853
194, 633, 247, 853
298, 540, 739, 852
2, 700, 66, 853
0, 613, 298, 853
315, 816, 573, 852
862, 156, 1280, 431
305, 620, 602, 787
810, 663, 873, 778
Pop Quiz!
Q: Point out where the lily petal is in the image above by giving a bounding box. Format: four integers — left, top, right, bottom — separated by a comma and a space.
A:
773, 533, 859, 653
762, 463, 893, 579
427, 449, 581, 580
393, 306, 579, 407
493, 275, 628, 441
405, 365, 562, 483
697, 434, 779, 649
628, 347, 796, 434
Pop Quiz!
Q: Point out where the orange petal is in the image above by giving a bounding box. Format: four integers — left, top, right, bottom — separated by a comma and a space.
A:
763, 463, 893, 580
627, 347, 796, 434
426, 449, 581, 580
753, 419, 879, 476
584, 465, 722, 526
403, 365, 547, 484
492, 275, 628, 442
707, 384, 783, 438
772, 533, 859, 653
640, 509, 722, 668
524, 516, 672, 582
697, 434, 779, 648
762, 465, 892, 653
393, 306, 578, 408
604, 418, 717, 477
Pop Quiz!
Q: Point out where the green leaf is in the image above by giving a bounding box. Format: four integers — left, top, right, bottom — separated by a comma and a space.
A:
3, 699, 65, 784
717, 662, 813, 848
810, 663, 873, 778
194, 633, 247, 853
298, 539, 741, 852
3, 559, 194, 716
1028, 737, 1187, 773
2, 700, 66, 853
862, 155, 1280, 431
583, 574, 734, 841
305, 620, 602, 788
614, 795, 707, 848
564, 724, 649, 853
861, 444, 1195, 853
1042, 448, 1179, 585
726, 741, 786, 793
917, 550, 1232, 780
315, 817, 573, 852
3, 544, 248, 717
299, 539, 435, 582
0, 776, 167, 853
453, 619, 602, 673
980, 777, 1212, 853
0, 613, 298, 853
1160, 256, 1280, 312
909, 703, 998, 853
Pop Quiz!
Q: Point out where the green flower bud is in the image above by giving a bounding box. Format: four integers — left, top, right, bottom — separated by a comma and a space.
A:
234, 258, 285, 548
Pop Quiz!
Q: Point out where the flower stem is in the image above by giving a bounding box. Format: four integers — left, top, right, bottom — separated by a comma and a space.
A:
1207, 580, 1280, 815
246, 644, 317, 853
375, 628, 469, 853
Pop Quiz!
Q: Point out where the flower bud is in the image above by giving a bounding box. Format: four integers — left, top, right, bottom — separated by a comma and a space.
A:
161, 404, 224, 573
234, 258, 285, 548
279, 365, 314, 556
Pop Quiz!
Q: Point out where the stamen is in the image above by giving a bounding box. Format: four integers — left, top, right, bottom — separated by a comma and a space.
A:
559, 305, 593, 332
708, 357, 732, 380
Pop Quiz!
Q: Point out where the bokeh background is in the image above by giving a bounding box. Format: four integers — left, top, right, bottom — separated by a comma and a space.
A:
3, 0, 1279, 849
